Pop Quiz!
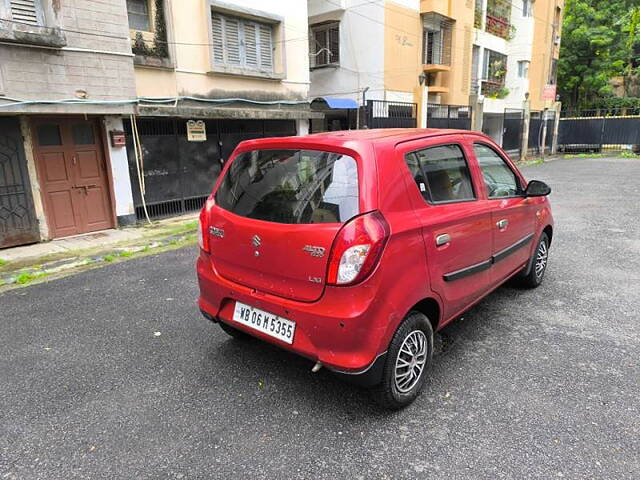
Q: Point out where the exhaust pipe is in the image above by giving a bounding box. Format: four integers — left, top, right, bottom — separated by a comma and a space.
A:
311, 361, 323, 373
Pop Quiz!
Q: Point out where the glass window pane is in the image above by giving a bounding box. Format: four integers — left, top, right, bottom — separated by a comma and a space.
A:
71, 123, 95, 145
407, 144, 475, 203
474, 144, 521, 198
37, 124, 62, 146
127, 0, 150, 30
215, 149, 359, 224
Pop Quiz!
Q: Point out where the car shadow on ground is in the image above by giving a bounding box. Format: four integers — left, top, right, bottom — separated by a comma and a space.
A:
197, 281, 537, 416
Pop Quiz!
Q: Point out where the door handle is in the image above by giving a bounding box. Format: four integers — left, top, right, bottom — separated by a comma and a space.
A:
435, 234, 451, 246
496, 219, 509, 229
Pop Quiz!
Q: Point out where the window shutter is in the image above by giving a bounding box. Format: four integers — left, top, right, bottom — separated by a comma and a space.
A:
258, 24, 273, 71
244, 22, 259, 68
10, 0, 39, 26
211, 14, 225, 64
224, 17, 241, 65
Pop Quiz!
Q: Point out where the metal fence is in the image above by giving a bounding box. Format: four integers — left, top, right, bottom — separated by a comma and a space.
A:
502, 108, 524, 157
124, 118, 296, 221
427, 104, 473, 130
366, 100, 417, 129
558, 109, 640, 153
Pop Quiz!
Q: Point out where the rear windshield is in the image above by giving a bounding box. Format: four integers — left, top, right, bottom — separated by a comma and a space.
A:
215, 149, 359, 224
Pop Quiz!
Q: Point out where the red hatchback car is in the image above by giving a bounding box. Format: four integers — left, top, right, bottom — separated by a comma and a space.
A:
196, 129, 553, 409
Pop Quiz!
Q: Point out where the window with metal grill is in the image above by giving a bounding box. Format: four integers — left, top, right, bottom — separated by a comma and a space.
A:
309, 22, 339, 68
211, 12, 274, 72
10, 0, 41, 26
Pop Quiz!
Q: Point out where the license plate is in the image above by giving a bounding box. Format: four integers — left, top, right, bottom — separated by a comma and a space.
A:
232, 301, 296, 344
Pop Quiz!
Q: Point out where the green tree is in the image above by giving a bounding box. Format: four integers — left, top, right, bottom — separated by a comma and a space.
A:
558, 0, 640, 109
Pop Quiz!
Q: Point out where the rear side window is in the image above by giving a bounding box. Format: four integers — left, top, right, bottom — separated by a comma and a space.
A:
405, 144, 475, 204
474, 144, 522, 198
215, 149, 359, 224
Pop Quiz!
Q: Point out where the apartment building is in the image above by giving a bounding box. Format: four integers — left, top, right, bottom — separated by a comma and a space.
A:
125, 0, 315, 220
0, 0, 136, 248
307, 0, 563, 136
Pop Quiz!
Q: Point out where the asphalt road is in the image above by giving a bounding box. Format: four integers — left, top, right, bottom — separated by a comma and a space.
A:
1, 157, 639, 479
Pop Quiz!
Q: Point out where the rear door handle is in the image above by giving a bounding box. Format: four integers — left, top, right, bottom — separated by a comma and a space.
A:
496, 219, 509, 229
436, 234, 451, 246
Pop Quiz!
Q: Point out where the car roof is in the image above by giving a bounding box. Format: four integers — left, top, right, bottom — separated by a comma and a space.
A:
237, 128, 485, 151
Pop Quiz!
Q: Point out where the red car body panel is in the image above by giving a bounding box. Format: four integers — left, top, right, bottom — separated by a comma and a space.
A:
196, 129, 554, 376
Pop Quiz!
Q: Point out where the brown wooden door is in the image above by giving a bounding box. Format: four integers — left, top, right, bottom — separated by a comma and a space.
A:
33, 119, 114, 238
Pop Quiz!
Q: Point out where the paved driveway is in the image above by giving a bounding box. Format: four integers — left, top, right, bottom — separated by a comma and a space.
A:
1, 157, 638, 479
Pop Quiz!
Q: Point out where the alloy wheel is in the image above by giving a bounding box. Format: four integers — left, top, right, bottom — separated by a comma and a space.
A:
394, 330, 427, 393
535, 240, 548, 279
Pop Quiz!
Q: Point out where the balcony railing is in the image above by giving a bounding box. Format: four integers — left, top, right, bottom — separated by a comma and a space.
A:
485, 13, 510, 39
481, 80, 508, 99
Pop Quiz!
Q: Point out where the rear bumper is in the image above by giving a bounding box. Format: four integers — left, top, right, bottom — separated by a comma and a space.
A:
196, 252, 390, 377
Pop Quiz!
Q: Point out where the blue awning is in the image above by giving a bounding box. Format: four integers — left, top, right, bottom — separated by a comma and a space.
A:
311, 97, 359, 110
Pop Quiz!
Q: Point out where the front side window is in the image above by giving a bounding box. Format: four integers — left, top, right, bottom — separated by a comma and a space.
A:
310, 22, 339, 68
405, 144, 475, 204
211, 12, 274, 72
9, 0, 42, 26
215, 149, 359, 224
474, 144, 521, 198
127, 0, 151, 31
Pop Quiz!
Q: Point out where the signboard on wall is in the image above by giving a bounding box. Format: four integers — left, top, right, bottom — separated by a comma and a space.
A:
542, 84, 557, 101
187, 120, 206, 142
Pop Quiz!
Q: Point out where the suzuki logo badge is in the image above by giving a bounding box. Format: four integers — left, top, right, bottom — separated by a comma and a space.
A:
252, 235, 261, 248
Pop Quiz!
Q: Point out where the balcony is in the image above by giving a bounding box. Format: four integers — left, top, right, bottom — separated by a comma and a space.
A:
481, 80, 508, 99
485, 0, 512, 39
422, 64, 450, 73
422, 13, 453, 66
486, 14, 510, 39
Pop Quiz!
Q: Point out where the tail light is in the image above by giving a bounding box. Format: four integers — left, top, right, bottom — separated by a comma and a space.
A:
198, 197, 214, 252
327, 211, 390, 286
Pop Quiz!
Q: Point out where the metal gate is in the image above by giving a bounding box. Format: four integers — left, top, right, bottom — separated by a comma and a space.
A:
0, 118, 39, 248
528, 110, 555, 155
482, 112, 504, 145
558, 110, 640, 153
366, 100, 417, 128
427, 104, 473, 130
124, 118, 296, 220
502, 108, 524, 157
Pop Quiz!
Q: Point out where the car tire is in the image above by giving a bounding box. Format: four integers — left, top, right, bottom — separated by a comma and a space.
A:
219, 322, 251, 340
371, 311, 434, 410
518, 232, 550, 289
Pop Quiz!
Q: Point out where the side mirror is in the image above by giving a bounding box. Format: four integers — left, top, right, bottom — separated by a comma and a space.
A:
525, 180, 551, 197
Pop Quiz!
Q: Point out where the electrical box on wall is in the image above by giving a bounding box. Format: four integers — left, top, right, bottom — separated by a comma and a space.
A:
110, 130, 126, 147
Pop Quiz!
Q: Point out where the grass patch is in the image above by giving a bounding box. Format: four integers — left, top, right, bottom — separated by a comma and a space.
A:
103, 254, 116, 262
620, 152, 640, 158
151, 220, 199, 237
563, 153, 604, 159
118, 250, 133, 258
15, 271, 48, 285
0, 258, 6, 266
518, 158, 544, 167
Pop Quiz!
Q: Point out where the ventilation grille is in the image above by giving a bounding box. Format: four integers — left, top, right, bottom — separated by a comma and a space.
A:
10, 0, 39, 26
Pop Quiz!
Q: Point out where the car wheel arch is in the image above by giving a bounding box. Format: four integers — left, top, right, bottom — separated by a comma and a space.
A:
405, 297, 441, 333
543, 224, 553, 245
